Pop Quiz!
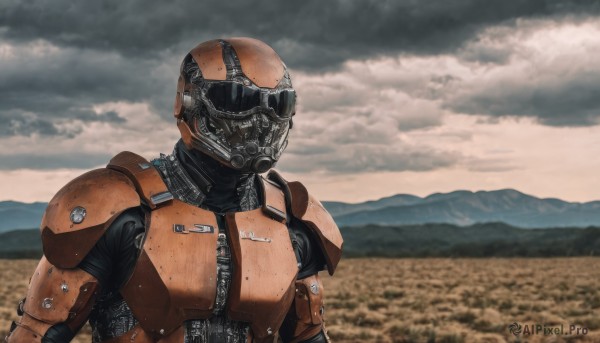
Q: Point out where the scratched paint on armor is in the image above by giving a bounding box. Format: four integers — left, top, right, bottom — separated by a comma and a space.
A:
184, 316, 249, 343
89, 293, 138, 342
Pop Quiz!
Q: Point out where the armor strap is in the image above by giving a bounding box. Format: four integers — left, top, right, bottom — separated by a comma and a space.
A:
260, 176, 287, 223
279, 274, 326, 343
107, 151, 173, 209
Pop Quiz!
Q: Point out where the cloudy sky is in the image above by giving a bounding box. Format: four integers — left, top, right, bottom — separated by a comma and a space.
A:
1, 0, 600, 203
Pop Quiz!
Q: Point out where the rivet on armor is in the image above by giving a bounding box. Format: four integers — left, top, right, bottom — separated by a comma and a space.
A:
310, 282, 319, 295
42, 298, 53, 309
61, 282, 69, 293
159, 329, 165, 335
69, 206, 86, 224
267, 327, 273, 335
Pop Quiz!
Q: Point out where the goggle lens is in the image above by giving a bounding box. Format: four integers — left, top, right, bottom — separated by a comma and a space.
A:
268, 90, 296, 118
205, 82, 295, 118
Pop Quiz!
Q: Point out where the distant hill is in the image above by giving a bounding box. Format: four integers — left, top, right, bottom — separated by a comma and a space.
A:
324, 189, 600, 228
341, 223, 600, 257
0, 201, 47, 233
2, 223, 599, 259
3, 189, 600, 231
0, 229, 42, 258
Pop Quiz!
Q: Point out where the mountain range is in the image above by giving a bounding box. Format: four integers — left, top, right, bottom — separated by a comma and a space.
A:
324, 189, 600, 228
1, 189, 600, 232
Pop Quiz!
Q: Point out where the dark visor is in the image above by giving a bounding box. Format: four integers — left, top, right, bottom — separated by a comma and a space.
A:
204, 81, 295, 118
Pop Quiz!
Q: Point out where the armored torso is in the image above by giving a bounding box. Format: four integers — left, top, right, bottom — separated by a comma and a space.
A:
88, 147, 298, 343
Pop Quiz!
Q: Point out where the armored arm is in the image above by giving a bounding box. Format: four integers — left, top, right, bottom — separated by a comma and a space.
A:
6, 258, 100, 343
6, 168, 141, 342
279, 220, 330, 343
267, 171, 343, 343
280, 273, 328, 343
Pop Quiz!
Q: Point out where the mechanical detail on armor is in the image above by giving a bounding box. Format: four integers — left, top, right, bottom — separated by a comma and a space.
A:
214, 227, 232, 315
183, 316, 248, 343
176, 216, 251, 343
89, 293, 138, 342
236, 173, 260, 212
152, 145, 260, 212
153, 150, 206, 207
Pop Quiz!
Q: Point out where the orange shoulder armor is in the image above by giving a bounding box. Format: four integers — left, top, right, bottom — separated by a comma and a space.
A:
267, 170, 343, 275
41, 158, 142, 269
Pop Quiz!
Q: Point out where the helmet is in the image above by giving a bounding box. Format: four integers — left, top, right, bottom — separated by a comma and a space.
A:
174, 37, 296, 173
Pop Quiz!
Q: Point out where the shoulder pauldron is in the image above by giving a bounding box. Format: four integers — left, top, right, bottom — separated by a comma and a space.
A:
41, 168, 140, 269
267, 170, 343, 275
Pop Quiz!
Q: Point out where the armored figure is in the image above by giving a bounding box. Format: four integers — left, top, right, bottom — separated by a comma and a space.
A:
6, 38, 343, 343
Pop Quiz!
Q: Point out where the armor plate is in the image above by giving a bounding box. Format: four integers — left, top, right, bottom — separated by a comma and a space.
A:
40, 168, 140, 268
116, 155, 298, 341
226, 208, 297, 341
120, 200, 219, 338
6, 257, 99, 342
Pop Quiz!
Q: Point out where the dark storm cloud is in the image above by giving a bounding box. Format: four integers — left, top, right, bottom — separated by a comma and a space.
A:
1, 0, 598, 70
447, 67, 600, 126
279, 144, 462, 173
0, 0, 597, 136
0, 110, 124, 137
0, 43, 174, 136
0, 153, 112, 170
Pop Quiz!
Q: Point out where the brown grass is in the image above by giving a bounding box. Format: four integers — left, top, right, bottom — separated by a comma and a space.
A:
1, 258, 599, 342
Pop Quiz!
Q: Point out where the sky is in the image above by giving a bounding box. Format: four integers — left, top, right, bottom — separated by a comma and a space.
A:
1, 0, 600, 203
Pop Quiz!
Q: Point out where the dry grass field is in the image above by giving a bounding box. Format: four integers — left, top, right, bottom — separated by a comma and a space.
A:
1, 258, 599, 343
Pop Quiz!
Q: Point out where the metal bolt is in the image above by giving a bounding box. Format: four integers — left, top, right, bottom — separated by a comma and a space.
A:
42, 298, 53, 309
267, 327, 273, 335
60, 283, 69, 293
159, 329, 165, 335
69, 206, 87, 224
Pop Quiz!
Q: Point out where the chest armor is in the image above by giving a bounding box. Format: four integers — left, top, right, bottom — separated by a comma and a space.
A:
112, 155, 298, 342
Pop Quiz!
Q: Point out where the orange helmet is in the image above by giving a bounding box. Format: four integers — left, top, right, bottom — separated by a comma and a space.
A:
174, 37, 295, 173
